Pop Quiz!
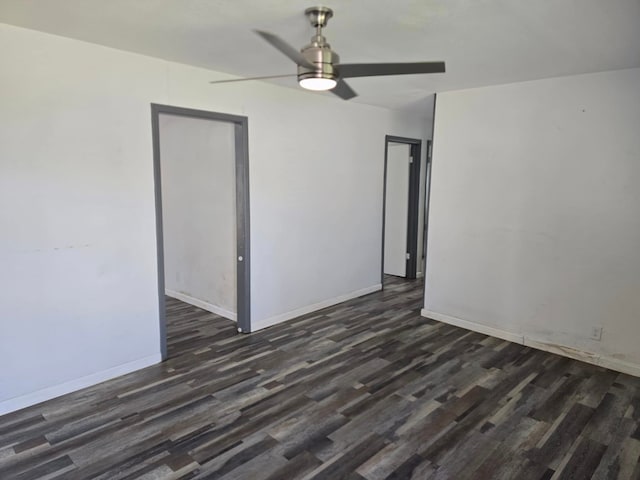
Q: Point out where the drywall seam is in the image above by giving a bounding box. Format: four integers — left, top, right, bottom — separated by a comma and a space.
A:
254, 284, 382, 331
421, 309, 640, 377
0, 354, 162, 415
166, 289, 237, 322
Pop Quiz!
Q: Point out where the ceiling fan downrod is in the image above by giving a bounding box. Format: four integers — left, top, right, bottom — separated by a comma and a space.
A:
305, 6, 333, 43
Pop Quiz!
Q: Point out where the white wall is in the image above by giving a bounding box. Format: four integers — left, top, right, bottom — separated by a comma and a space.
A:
0, 23, 428, 413
424, 68, 640, 375
159, 114, 237, 320
0, 25, 166, 414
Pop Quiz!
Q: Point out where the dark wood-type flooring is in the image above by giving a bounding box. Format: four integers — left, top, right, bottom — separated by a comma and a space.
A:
2, 276, 640, 479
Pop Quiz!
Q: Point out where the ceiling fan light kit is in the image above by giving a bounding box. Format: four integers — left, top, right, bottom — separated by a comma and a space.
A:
210, 6, 446, 100
298, 77, 337, 91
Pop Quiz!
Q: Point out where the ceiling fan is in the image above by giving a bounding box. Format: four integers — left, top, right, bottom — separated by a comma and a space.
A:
209, 6, 445, 100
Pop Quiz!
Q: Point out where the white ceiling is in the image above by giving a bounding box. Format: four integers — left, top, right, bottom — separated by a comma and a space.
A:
1, 0, 639, 109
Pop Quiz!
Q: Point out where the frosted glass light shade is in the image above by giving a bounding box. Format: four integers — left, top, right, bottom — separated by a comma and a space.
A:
299, 77, 337, 91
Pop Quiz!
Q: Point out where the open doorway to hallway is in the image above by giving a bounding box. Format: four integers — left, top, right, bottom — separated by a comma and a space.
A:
381, 135, 431, 290
151, 105, 251, 360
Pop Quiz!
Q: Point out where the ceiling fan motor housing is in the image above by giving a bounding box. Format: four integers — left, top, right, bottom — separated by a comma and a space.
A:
298, 42, 340, 83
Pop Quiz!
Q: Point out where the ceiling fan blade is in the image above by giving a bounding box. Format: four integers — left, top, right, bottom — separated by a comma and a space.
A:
254, 30, 315, 69
210, 74, 296, 85
338, 61, 446, 78
330, 79, 358, 100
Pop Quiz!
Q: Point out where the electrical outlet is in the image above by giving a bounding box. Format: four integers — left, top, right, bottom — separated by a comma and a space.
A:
590, 326, 603, 341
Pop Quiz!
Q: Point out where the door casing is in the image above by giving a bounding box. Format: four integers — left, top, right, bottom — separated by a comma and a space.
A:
381, 135, 422, 284
151, 104, 251, 360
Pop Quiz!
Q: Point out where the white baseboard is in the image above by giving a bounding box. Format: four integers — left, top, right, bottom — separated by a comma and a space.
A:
253, 284, 382, 331
0, 353, 162, 416
166, 290, 236, 322
523, 337, 599, 366
597, 355, 640, 378
421, 309, 640, 378
421, 309, 524, 344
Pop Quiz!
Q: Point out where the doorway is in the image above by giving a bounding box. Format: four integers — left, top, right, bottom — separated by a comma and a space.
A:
151, 104, 251, 360
381, 135, 424, 287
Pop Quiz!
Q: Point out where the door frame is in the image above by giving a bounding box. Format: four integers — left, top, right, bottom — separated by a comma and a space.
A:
151, 104, 251, 360
422, 94, 438, 303
381, 135, 422, 285
420, 139, 433, 278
